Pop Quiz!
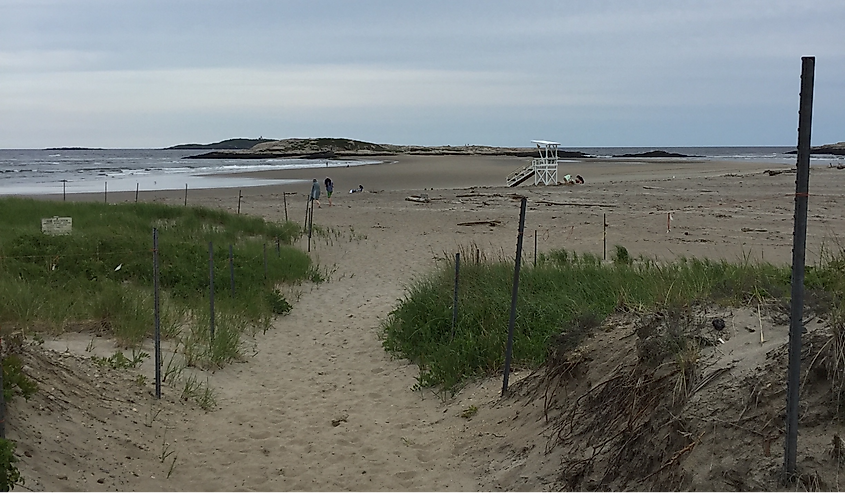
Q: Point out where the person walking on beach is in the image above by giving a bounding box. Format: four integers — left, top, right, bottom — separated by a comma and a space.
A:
310, 178, 321, 208
324, 177, 334, 206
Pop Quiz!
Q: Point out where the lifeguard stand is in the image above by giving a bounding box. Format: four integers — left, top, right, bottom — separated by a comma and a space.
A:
506, 140, 560, 187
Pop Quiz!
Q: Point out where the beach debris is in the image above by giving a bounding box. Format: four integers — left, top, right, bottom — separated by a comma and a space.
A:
741, 227, 768, 233
536, 199, 616, 208
642, 185, 663, 190
405, 194, 430, 203
456, 192, 503, 198
712, 318, 726, 332
457, 220, 502, 227
331, 413, 349, 427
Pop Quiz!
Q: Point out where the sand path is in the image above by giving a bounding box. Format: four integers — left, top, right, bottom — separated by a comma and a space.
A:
139, 208, 493, 490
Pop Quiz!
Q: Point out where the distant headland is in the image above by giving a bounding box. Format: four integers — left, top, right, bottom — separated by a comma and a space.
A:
166, 138, 276, 150
175, 137, 592, 160
44, 147, 105, 151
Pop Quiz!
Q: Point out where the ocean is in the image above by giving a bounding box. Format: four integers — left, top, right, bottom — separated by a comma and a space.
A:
0, 148, 379, 196
0, 146, 838, 196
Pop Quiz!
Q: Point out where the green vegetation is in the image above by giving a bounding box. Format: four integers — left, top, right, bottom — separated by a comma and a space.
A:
0, 438, 22, 492
91, 350, 149, 370
0, 197, 311, 368
381, 245, 845, 394
2, 355, 38, 403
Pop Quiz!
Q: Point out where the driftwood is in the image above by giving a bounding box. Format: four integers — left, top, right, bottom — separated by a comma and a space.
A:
536, 200, 616, 208
741, 227, 767, 233
765, 169, 796, 176
405, 194, 430, 203
457, 220, 502, 227
456, 193, 503, 198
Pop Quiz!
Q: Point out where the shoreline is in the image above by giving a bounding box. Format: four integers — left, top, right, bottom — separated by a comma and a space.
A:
18, 154, 795, 202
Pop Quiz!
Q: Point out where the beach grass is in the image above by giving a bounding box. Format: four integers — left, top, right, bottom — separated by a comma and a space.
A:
0, 197, 309, 365
380, 245, 845, 394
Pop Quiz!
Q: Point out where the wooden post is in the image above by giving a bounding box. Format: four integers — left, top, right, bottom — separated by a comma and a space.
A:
451, 253, 460, 339
603, 213, 607, 261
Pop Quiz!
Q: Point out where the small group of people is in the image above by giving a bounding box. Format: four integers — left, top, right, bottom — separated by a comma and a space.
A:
309, 177, 365, 207
562, 174, 585, 185
310, 177, 333, 208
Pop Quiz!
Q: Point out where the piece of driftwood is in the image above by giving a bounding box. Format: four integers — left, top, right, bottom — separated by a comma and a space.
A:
535, 200, 616, 208
457, 220, 502, 227
741, 227, 767, 232
456, 193, 503, 198
405, 194, 430, 203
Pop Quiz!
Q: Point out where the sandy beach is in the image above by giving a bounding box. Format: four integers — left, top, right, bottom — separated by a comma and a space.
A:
10, 154, 845, 491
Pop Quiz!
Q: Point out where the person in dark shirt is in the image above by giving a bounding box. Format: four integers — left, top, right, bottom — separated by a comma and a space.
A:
324, 177, 334, 206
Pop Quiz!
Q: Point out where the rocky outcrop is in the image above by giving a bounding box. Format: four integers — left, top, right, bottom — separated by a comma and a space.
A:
786, 142, 845, 156
811, 142, 845, 155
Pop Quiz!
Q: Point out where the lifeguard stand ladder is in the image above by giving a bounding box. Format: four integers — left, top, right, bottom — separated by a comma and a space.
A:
506, 140, 560, 187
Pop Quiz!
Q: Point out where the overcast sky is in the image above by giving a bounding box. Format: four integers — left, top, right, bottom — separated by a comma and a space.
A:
1, 0, 843, 148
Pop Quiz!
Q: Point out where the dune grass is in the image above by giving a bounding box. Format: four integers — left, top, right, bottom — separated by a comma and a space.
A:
0, 197, 312, 366
380, 244, 845, 394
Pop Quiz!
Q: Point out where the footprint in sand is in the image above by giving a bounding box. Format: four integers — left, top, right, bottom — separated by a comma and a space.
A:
249, 430, 272, 440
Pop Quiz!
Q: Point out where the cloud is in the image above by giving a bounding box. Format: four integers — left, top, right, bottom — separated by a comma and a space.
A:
1, 0, 843, 147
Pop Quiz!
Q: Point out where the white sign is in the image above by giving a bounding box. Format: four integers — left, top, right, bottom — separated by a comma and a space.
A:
41, 216, 72, 235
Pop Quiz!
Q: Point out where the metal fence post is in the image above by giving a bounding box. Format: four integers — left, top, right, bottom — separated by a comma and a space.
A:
784, 55, 814, 480
503, 197, 528, 396
229, 244, 235, 298
153, 228, 161, 399
209, 242, 215, 342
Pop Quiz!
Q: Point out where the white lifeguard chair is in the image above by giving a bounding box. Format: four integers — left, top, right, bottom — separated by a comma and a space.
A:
506, 140, 560, 187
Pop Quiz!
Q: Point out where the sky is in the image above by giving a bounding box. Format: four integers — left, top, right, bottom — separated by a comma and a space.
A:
1, 0, 843, 149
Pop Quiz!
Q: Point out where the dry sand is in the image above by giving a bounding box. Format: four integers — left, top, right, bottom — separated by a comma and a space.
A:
10, 154, 845, 491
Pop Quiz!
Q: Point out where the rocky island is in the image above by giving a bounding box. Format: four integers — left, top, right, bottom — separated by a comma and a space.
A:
180, 137, 591, 160
614, 150, 691, 158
